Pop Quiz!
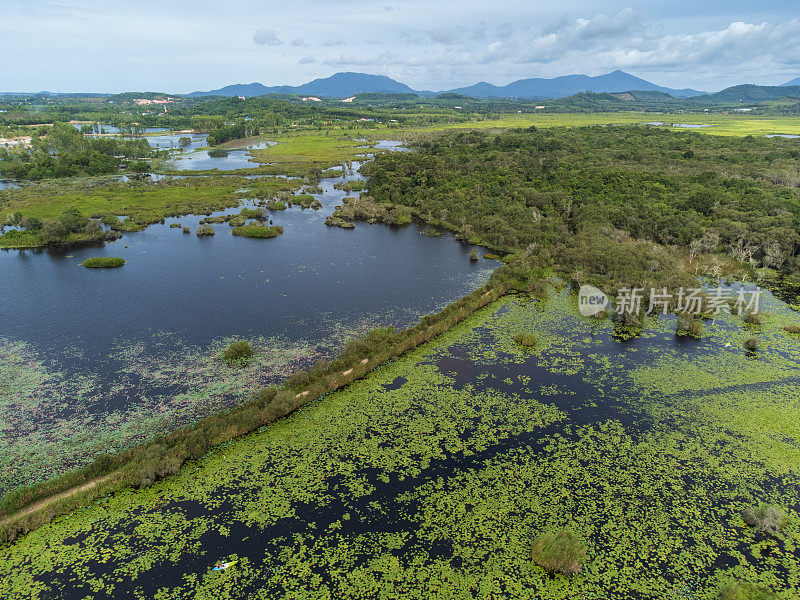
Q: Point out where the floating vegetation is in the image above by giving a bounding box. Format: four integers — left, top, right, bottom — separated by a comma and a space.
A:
2, 287, 800, 597
80, 257, 125, 268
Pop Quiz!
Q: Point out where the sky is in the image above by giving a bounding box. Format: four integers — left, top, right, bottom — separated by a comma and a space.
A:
2, 0, 800, 93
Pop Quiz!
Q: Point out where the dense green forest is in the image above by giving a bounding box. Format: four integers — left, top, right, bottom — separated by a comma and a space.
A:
0, 122, 153, 179
355, 126, 800, 290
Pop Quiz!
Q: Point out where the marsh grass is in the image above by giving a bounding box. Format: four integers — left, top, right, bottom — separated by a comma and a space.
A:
81, 257, 125, 268
514, 333, 537, 347
744, 337, 761, 351
676, 313, 703, 337
742, 504, 788, 538
719, 580, 778, 600
231, 224, 283, 239
530, 527, 588, 575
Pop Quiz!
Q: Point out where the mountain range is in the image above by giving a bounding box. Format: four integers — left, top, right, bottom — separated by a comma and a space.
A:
188, 70, 705, 99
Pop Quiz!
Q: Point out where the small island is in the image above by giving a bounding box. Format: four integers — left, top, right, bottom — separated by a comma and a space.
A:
231, 224, 284, 238
80, 256, 126, 268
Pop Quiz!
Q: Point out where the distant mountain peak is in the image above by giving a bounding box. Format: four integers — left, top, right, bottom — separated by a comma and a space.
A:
187, 70, 706, 100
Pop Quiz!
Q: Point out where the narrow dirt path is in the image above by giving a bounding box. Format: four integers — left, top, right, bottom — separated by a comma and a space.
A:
1, 475, 111, 527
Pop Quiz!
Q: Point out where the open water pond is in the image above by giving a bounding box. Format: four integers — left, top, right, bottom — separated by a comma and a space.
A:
0, 154, 495, 492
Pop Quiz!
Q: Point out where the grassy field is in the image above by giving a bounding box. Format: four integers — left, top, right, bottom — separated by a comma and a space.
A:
246, 132, 384, 173
0, 176, 301, 231
390, 112, 800, 137
1, 288, 799, 598
228, 112, 800, 174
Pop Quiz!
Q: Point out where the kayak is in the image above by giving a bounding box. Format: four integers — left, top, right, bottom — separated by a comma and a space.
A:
212, 561, 237, 571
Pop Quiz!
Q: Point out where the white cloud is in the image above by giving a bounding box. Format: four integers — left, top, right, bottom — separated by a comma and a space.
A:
298, 55, 315, 64
253, 27, 283, 46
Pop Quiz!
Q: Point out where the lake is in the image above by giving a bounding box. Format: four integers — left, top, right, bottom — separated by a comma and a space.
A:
0, 150, 496, 492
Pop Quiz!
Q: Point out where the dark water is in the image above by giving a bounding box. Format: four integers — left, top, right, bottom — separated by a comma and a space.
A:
0, 161, 493, 366
170, 140, 273, 170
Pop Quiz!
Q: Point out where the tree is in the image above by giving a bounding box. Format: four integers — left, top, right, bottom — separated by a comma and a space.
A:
58, 208, 88, 232
40, 219, 68, 244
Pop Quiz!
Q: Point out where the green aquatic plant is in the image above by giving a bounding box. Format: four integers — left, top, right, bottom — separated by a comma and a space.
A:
530, 527, 588, 575
80, 257, 125, 268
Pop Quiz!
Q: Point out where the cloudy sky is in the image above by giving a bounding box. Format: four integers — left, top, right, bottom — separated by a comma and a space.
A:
2, 0, 799, 93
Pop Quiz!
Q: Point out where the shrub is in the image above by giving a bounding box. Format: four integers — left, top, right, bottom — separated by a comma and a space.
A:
744, 337, 760, 351
129, 159, 150, 173
531, 528, 588, 575
169, 223, 181, 228
231, 224, 283, 239
514, 333, 537, 347
223, 340, 254, 363
265, 200, 287, 211
325, 216, 355, 229
196, 224, 215, 236
58, 208, 88, 232
743, 312, 763, 326
39, 219, 68, 244
676, 313, 703, 337
469, 249, 478, 261
101, 214, 120, 226
742, 504, 788, 537
84, 219, 104, 240
782, 325, 800, 334
182, 226, 190, 233
81, 256, 125, 268
719, 580, 778, 600
207, 148, 229, 158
